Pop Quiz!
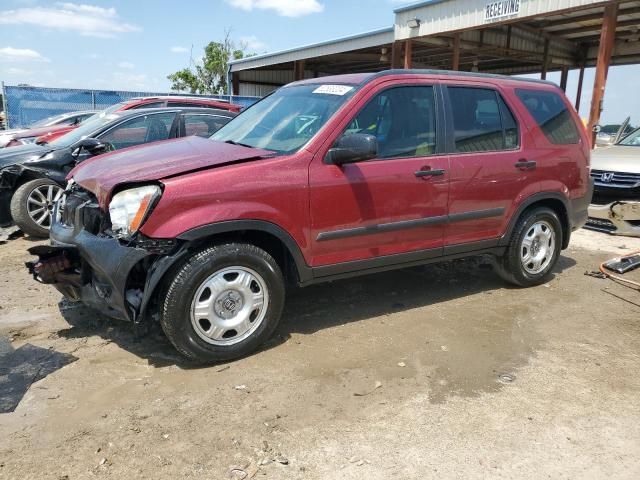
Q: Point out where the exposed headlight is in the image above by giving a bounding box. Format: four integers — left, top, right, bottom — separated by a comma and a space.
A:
108, 185, 161, 238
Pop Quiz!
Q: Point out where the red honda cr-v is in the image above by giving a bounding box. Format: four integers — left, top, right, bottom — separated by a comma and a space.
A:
28, 70, 593, 362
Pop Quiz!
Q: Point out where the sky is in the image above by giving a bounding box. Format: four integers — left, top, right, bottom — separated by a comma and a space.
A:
0, 0, 637, 124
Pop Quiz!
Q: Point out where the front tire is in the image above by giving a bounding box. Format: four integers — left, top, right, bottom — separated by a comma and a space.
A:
160, 243, 285, 362
495, 207, 562, 287
10, 178, 64, 238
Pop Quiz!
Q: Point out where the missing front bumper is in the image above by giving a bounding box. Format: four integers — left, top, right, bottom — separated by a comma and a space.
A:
587, 201, 640, 237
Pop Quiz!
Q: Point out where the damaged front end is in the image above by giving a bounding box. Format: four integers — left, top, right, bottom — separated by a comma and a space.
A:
26, 184, 183, 324
587, 201, 640, 237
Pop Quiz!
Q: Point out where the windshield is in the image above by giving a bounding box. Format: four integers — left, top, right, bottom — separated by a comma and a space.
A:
48, 111, 122, 148
618, 128, 640, 146
211, 84, 357, 153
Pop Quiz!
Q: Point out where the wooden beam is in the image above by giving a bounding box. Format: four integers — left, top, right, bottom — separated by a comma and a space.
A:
560, 66, 569, 91
575, 63, 585, 112
452, 33, 460, 70
562, 17, 637, 37
391, 41, 403, 69
404, 39, 413, 69
587, 2, 618, 147
541, 38, 550, 79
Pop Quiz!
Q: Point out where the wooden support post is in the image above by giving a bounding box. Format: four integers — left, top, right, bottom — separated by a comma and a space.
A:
541, 38, 550, 80
575, 63, 585, 112
293, 60, 305, 81
506, 25, 512, 50
587, 2, 618, 147
560, 66, 569, 91
404, 39, 413, 69
391, 41, 403, 69
452, 34, 460, 71
232, 73, 240, 96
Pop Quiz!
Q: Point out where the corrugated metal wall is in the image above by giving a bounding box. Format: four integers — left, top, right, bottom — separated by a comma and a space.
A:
395, 0, 604, 39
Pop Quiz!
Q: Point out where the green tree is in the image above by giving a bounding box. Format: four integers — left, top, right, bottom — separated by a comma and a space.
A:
167, 34, 247, 95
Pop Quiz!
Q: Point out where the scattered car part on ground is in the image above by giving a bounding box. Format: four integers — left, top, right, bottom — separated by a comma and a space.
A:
587, 126, 640, 237
603, 253, 640, 274
0, 107, 236, 236
0, 111, 97, 148
26, 70, 593, 362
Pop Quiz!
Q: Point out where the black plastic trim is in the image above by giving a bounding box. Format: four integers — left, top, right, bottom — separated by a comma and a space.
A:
317, 207, 505, 242
309, 239, 505, 285
177, 220, 313, 283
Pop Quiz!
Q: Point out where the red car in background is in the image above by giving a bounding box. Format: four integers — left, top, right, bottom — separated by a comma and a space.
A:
1, 111, 97, 148
12, 96, 242, 146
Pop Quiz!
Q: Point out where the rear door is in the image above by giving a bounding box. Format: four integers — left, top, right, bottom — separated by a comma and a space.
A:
443, 83, 538, 246
309, 81, 450, 267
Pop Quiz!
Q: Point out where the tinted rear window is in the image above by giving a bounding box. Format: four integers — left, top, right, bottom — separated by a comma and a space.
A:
515, 89, 580, 145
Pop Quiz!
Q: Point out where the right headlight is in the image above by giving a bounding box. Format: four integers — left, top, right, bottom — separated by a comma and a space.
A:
108, 185, 161, 238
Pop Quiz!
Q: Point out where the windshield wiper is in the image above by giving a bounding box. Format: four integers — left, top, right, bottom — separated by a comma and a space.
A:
224, 139, 253, 148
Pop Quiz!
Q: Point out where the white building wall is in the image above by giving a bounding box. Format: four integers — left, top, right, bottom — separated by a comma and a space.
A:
395, 0, 605, 39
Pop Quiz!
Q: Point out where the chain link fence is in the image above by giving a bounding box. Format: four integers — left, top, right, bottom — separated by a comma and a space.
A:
1, 84, 260, 129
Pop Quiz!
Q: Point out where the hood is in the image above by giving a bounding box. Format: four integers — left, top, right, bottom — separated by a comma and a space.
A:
12, 124, 73, 140
0, 143, 51, 169
592, 145, 640, 173
71, 136, 274, 206
0, 128, 28, 137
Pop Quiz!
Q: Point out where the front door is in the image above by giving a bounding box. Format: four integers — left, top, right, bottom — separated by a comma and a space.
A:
309, 83, 450, 267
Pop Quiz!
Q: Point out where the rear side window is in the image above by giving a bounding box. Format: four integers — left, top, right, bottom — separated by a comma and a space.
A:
448, 87, 520, 153
515, 89, 580, 145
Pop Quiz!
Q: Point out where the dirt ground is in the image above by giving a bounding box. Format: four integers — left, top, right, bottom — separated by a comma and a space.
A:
1, 228, 640, 479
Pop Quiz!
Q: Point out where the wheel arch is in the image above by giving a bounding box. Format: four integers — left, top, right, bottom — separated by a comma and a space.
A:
500, 193, 571, 249
177, 220, 312, 285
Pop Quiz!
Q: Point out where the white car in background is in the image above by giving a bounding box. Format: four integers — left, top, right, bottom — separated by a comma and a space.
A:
588, 127, 640, 236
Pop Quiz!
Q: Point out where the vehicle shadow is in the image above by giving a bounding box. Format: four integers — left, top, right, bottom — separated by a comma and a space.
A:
56, 254, 577, 368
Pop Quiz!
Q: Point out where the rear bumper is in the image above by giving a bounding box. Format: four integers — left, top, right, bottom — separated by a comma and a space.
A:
586, 201, 640, 237
569, 177, 594, 231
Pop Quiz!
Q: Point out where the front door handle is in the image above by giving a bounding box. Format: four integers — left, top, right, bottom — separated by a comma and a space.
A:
515, 160, 537, 170
415, 168, 445, 178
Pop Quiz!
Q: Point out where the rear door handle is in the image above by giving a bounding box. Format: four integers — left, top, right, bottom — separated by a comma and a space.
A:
415, 168, 446, 178
515, 160, 537, 170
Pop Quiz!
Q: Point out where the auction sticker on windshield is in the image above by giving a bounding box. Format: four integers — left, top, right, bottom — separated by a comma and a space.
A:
313, 85, 354, 96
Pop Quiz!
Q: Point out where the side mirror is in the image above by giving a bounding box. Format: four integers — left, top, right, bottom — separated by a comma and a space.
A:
592, 125, 602, 134
325, 133, 378, 165
75, 137, 109, 156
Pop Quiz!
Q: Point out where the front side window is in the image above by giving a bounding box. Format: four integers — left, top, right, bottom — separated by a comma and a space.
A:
183, 114, 231, 137
98, 112, 176, 149
338, 85, 437, 159
211, 84, 357, 154
448, 87, 519, 153
515, 88, 579, 145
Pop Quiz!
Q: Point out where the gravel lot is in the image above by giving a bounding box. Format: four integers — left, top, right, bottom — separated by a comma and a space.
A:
1, 228, 640, 479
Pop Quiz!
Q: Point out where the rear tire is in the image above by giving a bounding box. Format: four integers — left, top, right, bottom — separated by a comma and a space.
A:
495, 207, 562, 287
160, 243, 285, 363
10, 178, 64, 238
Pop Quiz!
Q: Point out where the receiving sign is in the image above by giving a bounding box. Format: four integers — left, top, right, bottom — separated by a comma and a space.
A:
484, 0, 520, 21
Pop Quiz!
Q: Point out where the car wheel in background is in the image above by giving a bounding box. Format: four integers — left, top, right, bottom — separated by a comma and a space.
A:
10, 178, 64, 238
160, 243, 286, 363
